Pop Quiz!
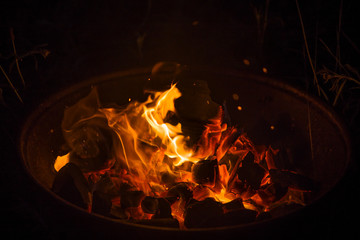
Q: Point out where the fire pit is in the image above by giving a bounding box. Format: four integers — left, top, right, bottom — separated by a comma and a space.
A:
20, 66, 350, 238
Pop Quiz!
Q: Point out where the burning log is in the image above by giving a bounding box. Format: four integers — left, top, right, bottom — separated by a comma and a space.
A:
52, 163, 90, 209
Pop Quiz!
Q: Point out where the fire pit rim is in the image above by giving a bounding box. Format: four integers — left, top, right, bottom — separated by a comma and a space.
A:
19, 66, 352, 232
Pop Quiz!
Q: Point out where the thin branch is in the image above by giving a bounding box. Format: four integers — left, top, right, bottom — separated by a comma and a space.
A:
336, 0, 343, 71
307, 102, 314, 162
342, 31, 360, 55
333, 79, 347, 106
295, 0, 320, 95
319, 39, 349, 75
0, 65, 23, 103
10, 28, 25, 87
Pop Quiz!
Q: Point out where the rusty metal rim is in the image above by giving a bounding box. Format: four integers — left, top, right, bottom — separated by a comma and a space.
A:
19, 66, 352, 232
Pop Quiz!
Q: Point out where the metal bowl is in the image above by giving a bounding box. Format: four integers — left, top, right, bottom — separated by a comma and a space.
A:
20, 67, 351, 239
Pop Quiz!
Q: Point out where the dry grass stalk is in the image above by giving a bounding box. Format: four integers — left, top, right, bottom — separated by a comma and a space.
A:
0, 65, 23, 103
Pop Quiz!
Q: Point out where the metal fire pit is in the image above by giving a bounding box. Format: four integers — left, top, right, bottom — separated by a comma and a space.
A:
20, 67, 351, 239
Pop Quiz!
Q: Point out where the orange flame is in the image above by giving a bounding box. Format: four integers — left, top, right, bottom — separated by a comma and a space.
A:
56, 83, 306, 226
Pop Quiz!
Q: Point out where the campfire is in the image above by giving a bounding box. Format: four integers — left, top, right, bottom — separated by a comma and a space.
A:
51, 67, 314, 229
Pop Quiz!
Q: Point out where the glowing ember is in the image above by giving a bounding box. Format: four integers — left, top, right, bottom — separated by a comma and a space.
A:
53, 80, 312, 228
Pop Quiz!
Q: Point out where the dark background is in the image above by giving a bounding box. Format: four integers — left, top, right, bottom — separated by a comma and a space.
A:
1, 0, 359, 239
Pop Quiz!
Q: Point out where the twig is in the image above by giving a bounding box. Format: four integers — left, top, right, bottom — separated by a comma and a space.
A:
319, 39, 349, 75
306, 102, 314, 164
0, 65, 23, 103
342, 32, 360, 55
336, 0, 343, 72
333, 79, 347, 106
296, 0, 320, 96
10, 28, 25, 87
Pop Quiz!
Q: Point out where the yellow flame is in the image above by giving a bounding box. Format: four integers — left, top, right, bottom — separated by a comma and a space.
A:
142, 84, 196, 166
54, 153, 70, 172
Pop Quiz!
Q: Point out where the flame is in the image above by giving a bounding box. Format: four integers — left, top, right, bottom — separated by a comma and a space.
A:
142, 84, 194, 166
98, 84, 201, 196
54, 153, 70, 172
56, 83, 307, 226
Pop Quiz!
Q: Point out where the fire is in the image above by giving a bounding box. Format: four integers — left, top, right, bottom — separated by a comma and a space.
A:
54, 81, 310, 228
142, 84, 194, 166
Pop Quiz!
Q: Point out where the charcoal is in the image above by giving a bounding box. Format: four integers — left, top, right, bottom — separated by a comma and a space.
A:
164, 196, 178, 205
152, 198, 172, 219
192, 185, 215, 201
120, 190, 145, 208
266, 203, 303, 218
167, 182, 193, 203
174, 77, 221, 146
160, 172, 177, 186
220, 208, 258, 226
110, 205, 129, 219
61, 88, 114, 170
175, 79, 220, 122
217, 127, 242, 162
92, 191, 112, 216
191, 159, 218, 186
141, 196, 159, 214
256, 211, 272, 221
163, 110, 180, 126
67, 126, 115, 173
52, 163, 90, 209
91, 173, 117, 196
269, 169, 315, 191
237, 152, 266, 190
175, 161, 194, 172
131, 218, 179, 228
223, 198, 244, 213
184, 198, 224, 228
257, 183, 288, 205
